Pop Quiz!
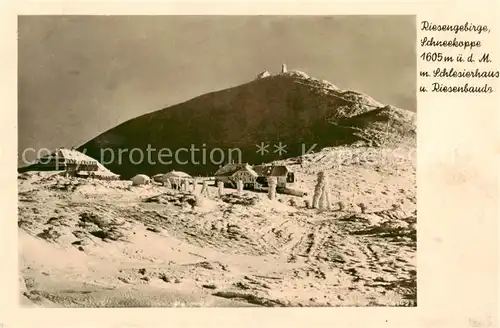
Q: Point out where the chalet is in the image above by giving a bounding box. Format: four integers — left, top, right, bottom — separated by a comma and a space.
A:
214, 162, 244, 177
28, 148, 98, 172
19, 148, 120, 181
214, 163, 258, 189
253, 165, 295, 188
162, 170, 192, 189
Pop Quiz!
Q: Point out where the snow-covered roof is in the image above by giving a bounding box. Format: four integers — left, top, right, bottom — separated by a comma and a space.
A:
36, 148, 119, 178
164, 170, 192, 179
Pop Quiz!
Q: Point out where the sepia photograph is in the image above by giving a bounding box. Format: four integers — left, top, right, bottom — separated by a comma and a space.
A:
17, 15, 417, 308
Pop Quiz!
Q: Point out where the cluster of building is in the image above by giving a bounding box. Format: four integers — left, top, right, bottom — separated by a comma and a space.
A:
214, 162, 295, 190
18, 148, 120, 180
19, 148, 296, 193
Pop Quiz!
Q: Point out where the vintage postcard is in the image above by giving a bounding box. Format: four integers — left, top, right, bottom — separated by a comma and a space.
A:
0, 0, 498, 327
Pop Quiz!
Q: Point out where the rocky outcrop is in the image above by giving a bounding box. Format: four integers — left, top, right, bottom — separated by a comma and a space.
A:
284, 70, 309, 79
256, 71, 271, 79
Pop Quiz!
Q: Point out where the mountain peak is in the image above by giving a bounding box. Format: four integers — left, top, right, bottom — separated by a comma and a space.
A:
255, 64, 310, 80
79, 66, 415, 178
254, 66, 386, 109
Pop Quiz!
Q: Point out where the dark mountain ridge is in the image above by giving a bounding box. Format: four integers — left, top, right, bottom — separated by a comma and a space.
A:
75, 70, 415, 178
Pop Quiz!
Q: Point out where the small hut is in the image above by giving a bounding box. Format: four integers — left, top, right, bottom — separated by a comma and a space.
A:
214, 163, 258, 189
131, 174, 151, 186
253, 165, 294, 188
162, 170, 192, 189
19, 148, 120, 181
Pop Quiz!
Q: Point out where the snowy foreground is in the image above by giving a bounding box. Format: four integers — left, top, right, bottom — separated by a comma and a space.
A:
18, 147, 416, 307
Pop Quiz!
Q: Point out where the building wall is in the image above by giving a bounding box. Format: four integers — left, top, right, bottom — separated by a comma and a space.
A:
66, 163, 99, 172
31, 159, 67, 171
277, 176, 287, 188
232, 170, 256, 184
215, 176, 232, 184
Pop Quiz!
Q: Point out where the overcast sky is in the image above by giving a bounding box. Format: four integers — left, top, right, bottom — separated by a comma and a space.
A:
18, 15, 416, 164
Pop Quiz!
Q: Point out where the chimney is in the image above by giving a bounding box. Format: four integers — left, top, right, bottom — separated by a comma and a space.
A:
281, 63, 287, 73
